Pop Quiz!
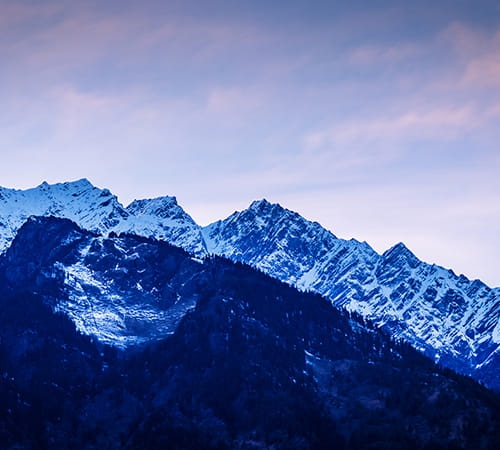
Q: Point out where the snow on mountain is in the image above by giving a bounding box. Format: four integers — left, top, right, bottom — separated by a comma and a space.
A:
118, 196, 207, 256
0, 179, 206, 257
0, 177, 207, 347
0, 179, 127, 250
202, 199, 500, 388
0, 180, 499, 388
1, 216, 203, 348
202, 199, 379, 290
56, 237, 201, 348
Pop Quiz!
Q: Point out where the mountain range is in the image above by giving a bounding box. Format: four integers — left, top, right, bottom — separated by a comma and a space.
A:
1, 213, 500, 448
0, 178, 498, 391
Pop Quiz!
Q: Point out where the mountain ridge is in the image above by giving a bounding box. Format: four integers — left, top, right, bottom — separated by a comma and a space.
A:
204, 199, 500, 388
0, 179, 498, 389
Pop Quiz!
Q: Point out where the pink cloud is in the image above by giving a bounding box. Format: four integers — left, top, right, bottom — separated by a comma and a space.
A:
438, 22, 488, 56
20, 15, 144, 69
0, 2, 61, 28
303, 105, 478, 158
348, 43, 424, 65
438, 22, 500, 88
206, 86, 266, 113
48, 84, 127, 128
463, 50, 500, 87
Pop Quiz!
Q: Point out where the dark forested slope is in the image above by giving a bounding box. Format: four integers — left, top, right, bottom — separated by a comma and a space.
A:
0, 217, 499, 449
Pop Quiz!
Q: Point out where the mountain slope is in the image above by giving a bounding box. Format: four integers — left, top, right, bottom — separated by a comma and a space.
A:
203, 200, 500, 389
1, 216, 205, 348
1, 216, 499, 449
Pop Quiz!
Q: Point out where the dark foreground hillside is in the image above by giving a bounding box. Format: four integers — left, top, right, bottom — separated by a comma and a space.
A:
0, 217, 499, 449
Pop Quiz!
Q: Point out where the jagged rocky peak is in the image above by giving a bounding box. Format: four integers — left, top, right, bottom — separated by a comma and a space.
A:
126, 195, 193, 222
39, 177, 92, 190
216, 198, 284, 227
218, 198, 336, 238
248, 198, 276, 212
36, 178, 102, 200
248, 198, 301, 219
42, 179, 129, 231
382, 241, 421, 268
119, 195, 207, 257
255, 199, 341, 243
128, 195, 177, 211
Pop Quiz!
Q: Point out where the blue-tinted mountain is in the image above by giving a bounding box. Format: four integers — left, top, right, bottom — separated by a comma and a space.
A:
1, 216, 499, 449
203, 200, 500, 390
0, 179, 206, 256
0, 180, 499, 390
1, 216, 204, 348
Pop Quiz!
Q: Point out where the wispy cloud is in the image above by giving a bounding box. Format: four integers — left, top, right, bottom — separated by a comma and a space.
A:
348, 43, 424, 65
439, 22, 500, 88
463, 49, 500, 87
302, 105, 478, 170
206, 86, 266, 114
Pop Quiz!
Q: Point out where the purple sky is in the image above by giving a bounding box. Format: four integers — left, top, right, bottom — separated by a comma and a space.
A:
1, 0, 500, 286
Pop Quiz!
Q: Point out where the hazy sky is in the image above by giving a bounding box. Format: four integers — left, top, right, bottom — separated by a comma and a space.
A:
1, 0, 500, 286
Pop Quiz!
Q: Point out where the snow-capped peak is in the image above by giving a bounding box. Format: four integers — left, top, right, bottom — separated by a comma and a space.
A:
0, 180, 206, 256
118, 196, 206, 256
202, 199, 500, 389
248, 198, 275, 211
0, 179, 124, 251
382, 242, 421, 269
127, 196, 185, 221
